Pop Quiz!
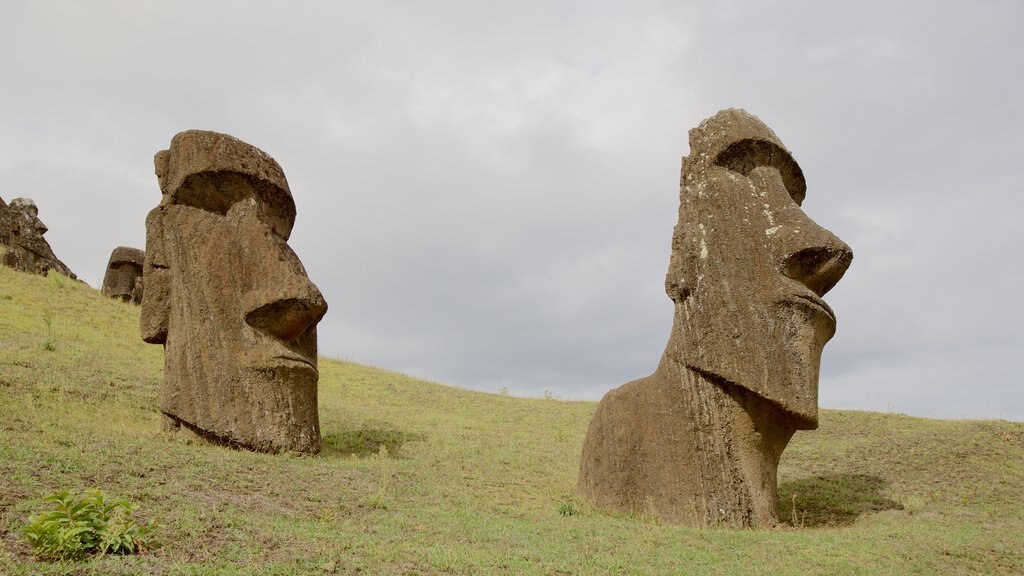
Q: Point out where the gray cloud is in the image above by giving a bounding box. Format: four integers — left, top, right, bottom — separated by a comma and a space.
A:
2, 0, 1020, 420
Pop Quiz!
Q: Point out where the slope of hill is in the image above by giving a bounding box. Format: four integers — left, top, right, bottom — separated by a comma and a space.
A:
0, 265, 1021, 575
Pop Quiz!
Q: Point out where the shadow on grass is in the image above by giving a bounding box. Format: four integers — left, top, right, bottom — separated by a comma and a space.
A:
778, 473, 903, 527
321, 428, 424, 459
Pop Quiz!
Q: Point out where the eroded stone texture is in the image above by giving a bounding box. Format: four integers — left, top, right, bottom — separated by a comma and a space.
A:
140, 130, 327, 454
577, 109, 853, 527
0, 196, 76, 279
101, 246, 145, 304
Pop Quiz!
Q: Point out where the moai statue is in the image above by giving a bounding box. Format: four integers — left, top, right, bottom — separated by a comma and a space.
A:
0, 196, 76, 279
101, 246, 145, 304
140, 130, 328, 454
578, 109, 853, 527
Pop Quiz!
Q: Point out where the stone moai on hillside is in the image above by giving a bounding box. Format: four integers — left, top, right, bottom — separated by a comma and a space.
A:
101, 246, 144, 304
577, 109, 853, 527
0, 196, 77, 279
140, 130, 328, 454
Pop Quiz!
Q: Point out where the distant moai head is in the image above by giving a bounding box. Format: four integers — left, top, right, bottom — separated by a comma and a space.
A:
101, 246, 144, 304
665, 109, 852, 428
0, 196, 76, 279
140, 130, 327, 453
9, 197, 49, 238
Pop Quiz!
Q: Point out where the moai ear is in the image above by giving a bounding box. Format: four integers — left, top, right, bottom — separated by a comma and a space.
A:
154, 150, 170, 196
140, 207, 170, 344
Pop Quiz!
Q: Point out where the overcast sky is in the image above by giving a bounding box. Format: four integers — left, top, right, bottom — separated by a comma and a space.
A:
2, 1, 1021, 421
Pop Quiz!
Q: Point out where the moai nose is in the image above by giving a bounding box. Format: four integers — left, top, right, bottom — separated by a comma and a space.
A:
782, 233, 853, 297
245, 287, 327, 342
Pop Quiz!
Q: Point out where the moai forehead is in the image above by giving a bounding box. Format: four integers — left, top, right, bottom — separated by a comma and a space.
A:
684, 108, 806, 205
9, 198, 39, 219
107, 246, 145, 268
9, 198, 47, 234
154, 130, 296, 239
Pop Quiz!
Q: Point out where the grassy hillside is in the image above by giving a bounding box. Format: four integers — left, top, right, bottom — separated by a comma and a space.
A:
0, 265, 1021, 575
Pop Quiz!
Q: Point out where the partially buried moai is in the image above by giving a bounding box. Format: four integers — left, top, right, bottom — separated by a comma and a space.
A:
140, 130, 328, 454
578, 109, 853, 527
101, 246, 144, 304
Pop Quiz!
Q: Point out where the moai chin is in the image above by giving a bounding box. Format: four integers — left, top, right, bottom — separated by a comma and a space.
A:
140, 130, 328, 454
577, 109, 853, 527
101, 246, 144, 304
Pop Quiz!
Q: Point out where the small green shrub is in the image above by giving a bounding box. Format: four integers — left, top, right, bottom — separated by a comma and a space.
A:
322, 427, 423, 458
558, 497, 580, 517
903, 494, 926, 515
20, 489, 156, 560
46, 271, 66, 289
42, 312, 56, 351
366, 445, 392, 510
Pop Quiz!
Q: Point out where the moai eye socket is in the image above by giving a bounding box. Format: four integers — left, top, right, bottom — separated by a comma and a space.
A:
155, 131, 297, 238
174, 172, 248, 215
714, 139, 806, 206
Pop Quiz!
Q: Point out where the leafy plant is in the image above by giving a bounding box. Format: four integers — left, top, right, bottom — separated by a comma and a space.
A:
20, 489, 156, 560
41, 312, 56, 351
46, 271, 66, 289
789, 493, 806, 528
558, 496, 580, 517
903, 494, 926, 515
366, 445, 392, 510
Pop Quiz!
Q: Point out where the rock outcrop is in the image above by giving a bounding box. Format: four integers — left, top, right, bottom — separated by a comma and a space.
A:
140, 130, 328, 454
577, 109, 853, 527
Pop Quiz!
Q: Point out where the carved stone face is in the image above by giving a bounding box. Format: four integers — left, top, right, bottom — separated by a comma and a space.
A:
141, 130, 327, 453
102, 246, 144, 303
10, 197, 49, 239
667, 110, 851, 428
0, 196, 75, 279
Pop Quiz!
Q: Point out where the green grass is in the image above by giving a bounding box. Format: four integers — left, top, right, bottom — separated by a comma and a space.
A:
0, 264, 1021, 575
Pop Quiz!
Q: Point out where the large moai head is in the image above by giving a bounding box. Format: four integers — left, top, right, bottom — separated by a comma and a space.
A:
140, 130, 327, 454
101, 246, 145, 304
665, 108, 852, 428
578, 109, 854, 527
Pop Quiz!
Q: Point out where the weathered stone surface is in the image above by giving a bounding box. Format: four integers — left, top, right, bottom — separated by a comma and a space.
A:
140, 130, 328, 454
0, 196, 76, 279
101, 246, 144, 304
578, 109, 853, 527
